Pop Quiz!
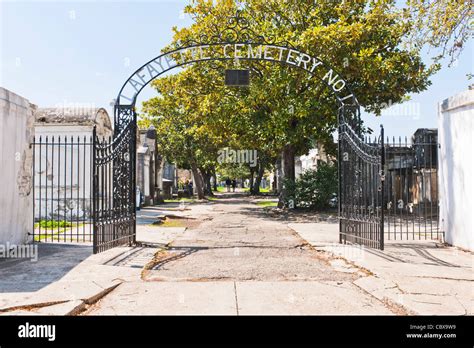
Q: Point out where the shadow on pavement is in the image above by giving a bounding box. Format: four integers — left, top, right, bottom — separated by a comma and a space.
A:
0, 243, 92, 292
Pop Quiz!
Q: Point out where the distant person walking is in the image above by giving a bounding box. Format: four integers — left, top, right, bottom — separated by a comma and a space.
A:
225, 178, 231, 192
231, 179, 236, 192
188, 180, 193, 196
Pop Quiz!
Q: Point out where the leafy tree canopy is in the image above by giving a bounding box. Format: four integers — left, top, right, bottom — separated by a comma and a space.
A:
139, 0, 468, 195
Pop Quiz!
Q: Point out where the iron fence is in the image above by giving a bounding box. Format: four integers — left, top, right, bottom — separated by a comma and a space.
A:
383, 130, 442, 241
31, 135, 93, 243
31, 128, 442, 251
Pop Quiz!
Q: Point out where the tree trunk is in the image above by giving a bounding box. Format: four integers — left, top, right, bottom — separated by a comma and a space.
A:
282, 144, 296, 182
251, 164, 265, 195
278, 145, 296, 207
190, 160, 205, 199
212, 170, 218, 191
249, 167, 255, 193
203, 171, 213, 196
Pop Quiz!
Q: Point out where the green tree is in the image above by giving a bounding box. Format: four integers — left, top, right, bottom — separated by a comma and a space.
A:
142, 0, 444, 203
403, 0, 473, 67
140, 69, 226, 199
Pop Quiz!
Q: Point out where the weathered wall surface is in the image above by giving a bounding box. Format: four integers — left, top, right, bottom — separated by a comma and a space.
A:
438, 89, 474, 251
0, 88, 35, 245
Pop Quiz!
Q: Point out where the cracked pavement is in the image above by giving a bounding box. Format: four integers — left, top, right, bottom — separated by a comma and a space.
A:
1, 193, 471, 315
292, 222, 474, 315
141, 197, 361, 282
85, 195, 394, 315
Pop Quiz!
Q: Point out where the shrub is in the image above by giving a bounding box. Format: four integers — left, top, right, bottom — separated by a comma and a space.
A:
284, 162, 338, 209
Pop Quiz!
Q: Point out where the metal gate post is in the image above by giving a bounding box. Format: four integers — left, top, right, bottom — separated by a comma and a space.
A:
338, 109, 343, 245
380, 125, 385, 250
92, 126, 98, 254
131, 109, 137, 245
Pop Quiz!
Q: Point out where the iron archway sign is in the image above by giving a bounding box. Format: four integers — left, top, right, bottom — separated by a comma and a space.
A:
92, 16, 371, 253
117, 43, 358, 109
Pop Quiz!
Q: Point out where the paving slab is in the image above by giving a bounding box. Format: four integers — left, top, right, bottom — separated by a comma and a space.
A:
0, 282, 102, 310
0, 243, 93, 293
0, 311, 43, 316
235, 281, 393, 315
290, 222, 474, 315
136, 207, 167, 225
87, 281, 237, 315
136, 226, 186, 246
393, 293, 467, 315
0, 246, 141, 311
35, 300, 85, 315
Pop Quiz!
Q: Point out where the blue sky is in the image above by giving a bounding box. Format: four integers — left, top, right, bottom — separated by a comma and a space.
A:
1, 0, 472, 138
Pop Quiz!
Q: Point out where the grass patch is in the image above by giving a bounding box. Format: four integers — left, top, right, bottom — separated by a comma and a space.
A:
33, 222, 86, 242
214, 186, 225, 192
243, 187, 271, 193
255, 201, 278, 207
34, 220, 72, 229
160, 219, 185, 227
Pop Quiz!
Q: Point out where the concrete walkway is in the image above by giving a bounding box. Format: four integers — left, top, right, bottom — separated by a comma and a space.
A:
290, 222, 473, 315
1, 194, 470, 315
86, 196, 392, 315
0, 205, 186, 315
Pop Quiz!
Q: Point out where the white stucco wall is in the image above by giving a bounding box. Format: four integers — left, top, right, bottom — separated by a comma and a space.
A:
438, 89, 474, 251
0, 88, 35, 244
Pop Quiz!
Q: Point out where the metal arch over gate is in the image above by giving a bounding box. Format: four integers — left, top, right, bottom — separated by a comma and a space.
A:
91, 11, 384, 253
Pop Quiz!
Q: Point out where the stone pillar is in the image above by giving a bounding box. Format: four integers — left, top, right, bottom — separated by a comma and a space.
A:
0, 88, 36, 244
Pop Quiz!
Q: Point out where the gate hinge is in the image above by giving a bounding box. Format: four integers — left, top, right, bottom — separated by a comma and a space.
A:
379, 170, 385, 181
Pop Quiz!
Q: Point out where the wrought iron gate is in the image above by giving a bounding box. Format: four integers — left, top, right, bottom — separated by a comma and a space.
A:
338, 111, 443, 250
92, 106, 137, 253
338, 108, 385, 250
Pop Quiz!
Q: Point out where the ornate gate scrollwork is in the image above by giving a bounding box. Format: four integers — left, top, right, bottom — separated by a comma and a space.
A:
92, 106, 136, 253
338, 106, 385, 250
